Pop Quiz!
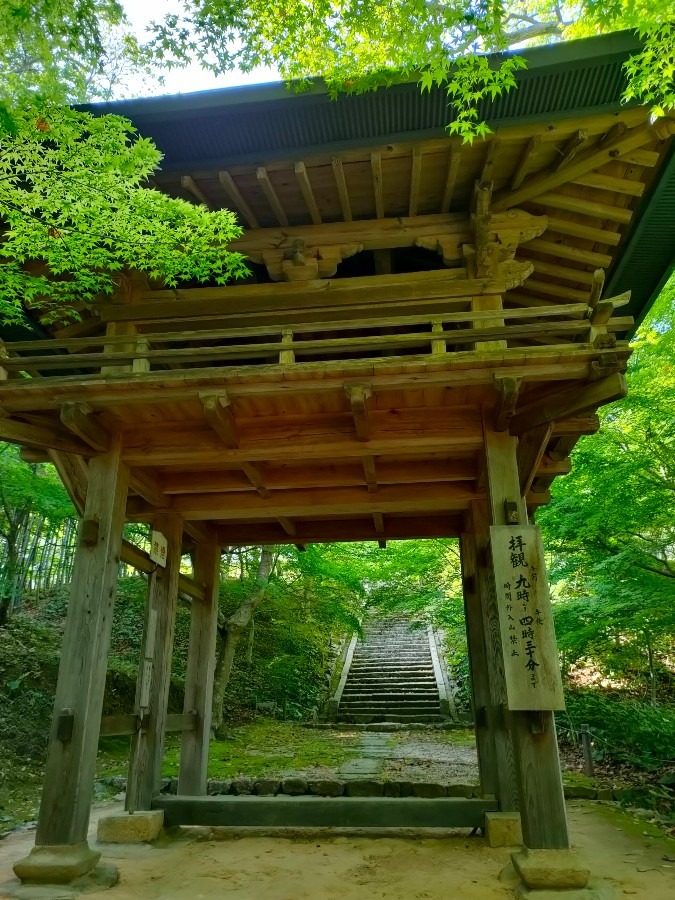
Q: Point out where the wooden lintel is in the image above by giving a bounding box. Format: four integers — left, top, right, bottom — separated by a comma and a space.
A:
218, 170, 260, 228
181, 175, 211, 208
345, 383, 372, 442
201, 393, 238, 448
517, 423, 554, 495
257, 166, 289, 227
494, 375, 522, 432
509, 373, 627, 435
294, 161, 321, 225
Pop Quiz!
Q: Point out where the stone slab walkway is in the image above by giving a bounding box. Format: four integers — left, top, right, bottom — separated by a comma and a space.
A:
338, 734, 393, 778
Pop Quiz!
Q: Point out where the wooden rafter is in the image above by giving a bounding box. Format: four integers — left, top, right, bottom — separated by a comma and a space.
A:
371, 152, 384, 218
441, 145, 462, 212
555, 130, 587, 171
331, 157, 352, 221
363, 455, 378, 493
294, 161, 321, 225
511, 134, 543, 190
218, 170, 260, 228
180, 176, 211, 208
409, 146, 422, 217
256, 166, 288, 226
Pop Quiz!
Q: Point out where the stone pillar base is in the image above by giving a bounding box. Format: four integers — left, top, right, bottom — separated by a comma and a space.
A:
13, 842, 101, 885
512, 847, 590, 890
97, 809, 164, 843
485, 811, 523, 847
515, 879, 617, 899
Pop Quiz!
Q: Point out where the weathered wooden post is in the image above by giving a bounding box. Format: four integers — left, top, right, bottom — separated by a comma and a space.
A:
124, 514, 183, 813
14, 437, 129, 886
178, 541, 221, 795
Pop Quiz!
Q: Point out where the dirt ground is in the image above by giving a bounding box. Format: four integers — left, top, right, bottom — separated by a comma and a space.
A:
1, 801, 675, 899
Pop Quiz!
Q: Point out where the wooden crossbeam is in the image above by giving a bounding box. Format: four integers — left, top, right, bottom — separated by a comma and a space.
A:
294, 161, 321, 225
181, 176, 212, 208
0, 416, 92, 455
218, 170, 260, 228
509, 373, 627, 434
371, 152, 384, 218
332, 157, 352, 221
256, 167, 288, 226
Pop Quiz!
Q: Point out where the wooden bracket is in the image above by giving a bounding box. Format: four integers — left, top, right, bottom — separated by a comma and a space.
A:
345, 383, 372, 442
494, 375, 521, 432
200, 392, 238, 449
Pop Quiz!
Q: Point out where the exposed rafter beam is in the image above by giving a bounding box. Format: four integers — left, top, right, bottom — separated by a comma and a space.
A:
409, 145, 422, 217
294, 161, 321, 225
511, 134, 543, 190
555, 129, 587, 171
363, 455, 378, 493
371, 151, 384, 218
332, 157, 352, 222
256, 166, 288, 226
60, 402, 109, 452
218, 170, 260, 228
441, 145, 462, 212
180, 175, 211, 208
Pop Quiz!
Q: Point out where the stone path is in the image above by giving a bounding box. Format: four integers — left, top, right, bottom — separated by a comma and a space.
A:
338, 734, 392, 778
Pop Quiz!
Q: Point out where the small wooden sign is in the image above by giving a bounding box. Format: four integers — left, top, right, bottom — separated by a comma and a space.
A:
490, 524, 565, 711
150, 530, 168, 568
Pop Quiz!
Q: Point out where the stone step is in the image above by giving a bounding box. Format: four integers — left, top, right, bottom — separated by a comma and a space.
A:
339, 701, 441, 711
345, 679, 438, 687
337, 714, 446, 724
341, 693, 440, 702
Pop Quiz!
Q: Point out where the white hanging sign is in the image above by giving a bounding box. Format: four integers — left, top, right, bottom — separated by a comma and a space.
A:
150, 530, 168, 567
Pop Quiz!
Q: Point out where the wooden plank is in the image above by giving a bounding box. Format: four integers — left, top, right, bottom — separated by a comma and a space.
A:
409, 145, 422, 217
493, 119, 673, 210
459, 533, 498, 797
166, 712, 197, 733
509, 373, 627, 434
256, 166, 288, 227
153, 795, 498, 828
35, 436, 129, 846
218, 170, 260, 228
294, 161, 321, 225
483, 425, 569, 849
100, 714, 139, 737
178, 541, 220, 795
332, 157, 352, 222
371, 152, 384, 218
126, 513, 183, 812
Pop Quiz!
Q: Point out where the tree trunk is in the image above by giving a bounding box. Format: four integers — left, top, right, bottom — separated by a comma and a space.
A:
646, 633, 657, 706
211, 549, 273, 734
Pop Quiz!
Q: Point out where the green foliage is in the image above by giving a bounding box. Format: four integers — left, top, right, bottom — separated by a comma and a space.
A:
0, 104, 248, 323
144, 2, 675, 137
560, 690, 675, 769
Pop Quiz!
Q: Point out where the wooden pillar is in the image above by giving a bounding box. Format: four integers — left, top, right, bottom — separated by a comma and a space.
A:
178, 541, 220, 795
483, 418, 570, 849
126, 513, 183, 812
466, 505, 519, 812
35, 437, 129, 847
459, 533, 499, 799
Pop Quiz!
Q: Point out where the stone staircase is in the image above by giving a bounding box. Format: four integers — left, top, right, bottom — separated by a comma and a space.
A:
337, 618, 446, 724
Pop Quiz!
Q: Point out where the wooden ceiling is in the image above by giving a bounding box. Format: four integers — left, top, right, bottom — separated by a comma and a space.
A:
0, 106, 671, 546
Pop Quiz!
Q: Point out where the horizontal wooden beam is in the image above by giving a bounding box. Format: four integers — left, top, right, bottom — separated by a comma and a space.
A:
131, 482, 485, 522
0, 416, 93, 455
120, 539, 205, 602
100, 712, 197, 737
161, 459, 479, 495
215, 514, 466, 545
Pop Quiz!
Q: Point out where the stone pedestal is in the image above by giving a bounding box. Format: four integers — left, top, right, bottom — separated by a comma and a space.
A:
512, 848, 590, 890
485, 811, 523, 847
97, 809, 164, 843
13, 842, 101, 885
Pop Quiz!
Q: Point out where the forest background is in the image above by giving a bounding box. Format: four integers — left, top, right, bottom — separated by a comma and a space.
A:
0, 0, 675, 832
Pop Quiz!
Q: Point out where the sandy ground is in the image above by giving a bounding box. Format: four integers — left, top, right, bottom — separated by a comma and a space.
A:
1, 801, 675, 899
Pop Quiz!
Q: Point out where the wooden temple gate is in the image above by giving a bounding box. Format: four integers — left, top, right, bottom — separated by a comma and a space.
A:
4, 31, 675, 886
